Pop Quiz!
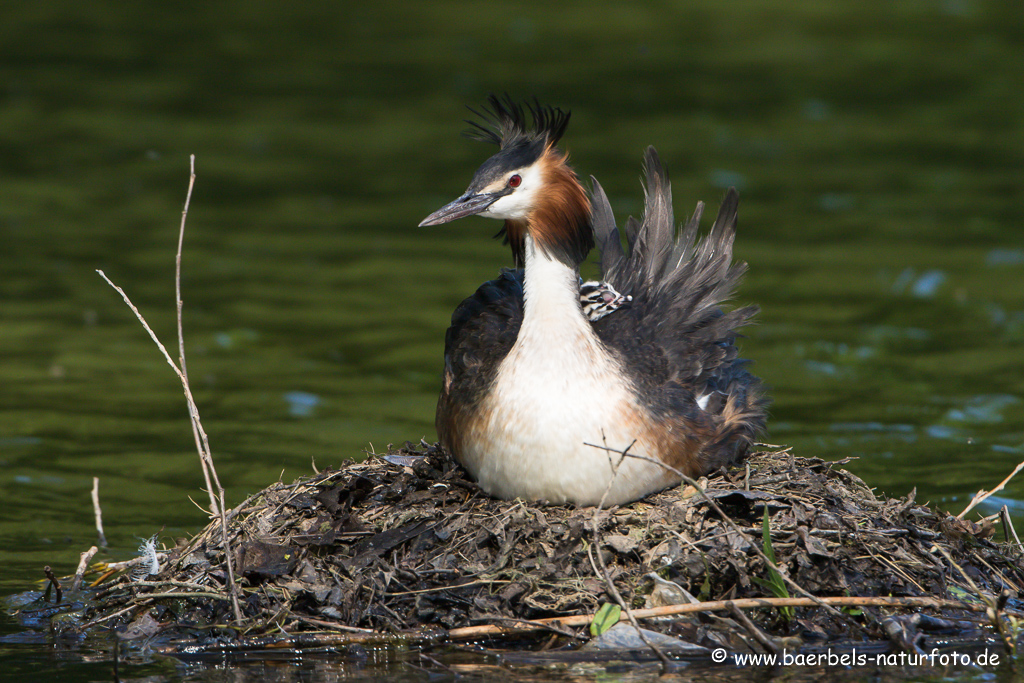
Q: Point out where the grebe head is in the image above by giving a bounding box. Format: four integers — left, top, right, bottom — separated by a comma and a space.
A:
419, 95, 593, 268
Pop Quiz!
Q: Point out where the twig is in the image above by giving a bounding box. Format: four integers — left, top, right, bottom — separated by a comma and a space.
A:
115, 592, 1000, 654
934, 542, 1018, 649
111, 579, 218, 591
476, 614, 580, 640
91, 478, 107, 547
958, 459, 1024, 519
931, 544, 988, 604
729, 602, 780, 654
443, 595, 1006, 642
289, 615, 377, 634
132, 591, 233, 601
175, 159, 241, 623
43, 566, 62, 604
71, 546, 99, 593
101, 553, 169, 573
589, 438, 674, 672
175, 159, 218, 513
1000, 505, 1024, 554
94, 272, 211, 496
80, 604, 138, 630
587, 544, 675, 667
382, 579, 511, 596
96, 155, 242, 624
216, 489, 243, 622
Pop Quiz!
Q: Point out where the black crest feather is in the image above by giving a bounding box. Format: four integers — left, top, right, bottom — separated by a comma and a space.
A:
464, 94, 571, 150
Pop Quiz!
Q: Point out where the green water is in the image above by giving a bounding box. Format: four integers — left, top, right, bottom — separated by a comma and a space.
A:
2, 1, 1023, 680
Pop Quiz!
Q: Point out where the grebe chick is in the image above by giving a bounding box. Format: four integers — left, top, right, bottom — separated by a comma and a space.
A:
420, 96, 767, 506
579, 280, 631, 321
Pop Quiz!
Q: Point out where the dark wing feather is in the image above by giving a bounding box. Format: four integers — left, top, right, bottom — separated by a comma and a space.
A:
436, 270, 524, 438
590, 175, 623, 277
590, 147, 768, 469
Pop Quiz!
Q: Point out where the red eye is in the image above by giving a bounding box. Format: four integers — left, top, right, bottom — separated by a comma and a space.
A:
508, 174, 522, 188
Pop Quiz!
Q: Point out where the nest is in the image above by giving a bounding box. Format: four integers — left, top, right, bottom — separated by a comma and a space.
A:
56, 444, 1024, 658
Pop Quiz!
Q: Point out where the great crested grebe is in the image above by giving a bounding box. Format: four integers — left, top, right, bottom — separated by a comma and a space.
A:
420, 96, 767, 506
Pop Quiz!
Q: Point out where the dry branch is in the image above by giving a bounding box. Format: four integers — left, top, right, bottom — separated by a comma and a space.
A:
91, 478, 107, 547
959, 459, 1024, 520
71, 546, 99, 593
97, 156, 242, 623
442, 595, 1008, 642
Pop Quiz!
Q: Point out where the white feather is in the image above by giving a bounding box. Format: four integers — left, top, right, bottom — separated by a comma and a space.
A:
132, 533, 161, 579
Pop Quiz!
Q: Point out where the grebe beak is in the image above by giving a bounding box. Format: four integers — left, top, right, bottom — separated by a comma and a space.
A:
419, 191, 500, 227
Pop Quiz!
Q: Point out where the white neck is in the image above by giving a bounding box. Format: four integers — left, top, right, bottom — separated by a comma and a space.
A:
520, 234, 590, 338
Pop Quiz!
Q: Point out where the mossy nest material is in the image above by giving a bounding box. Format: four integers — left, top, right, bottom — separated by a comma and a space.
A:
75, 443, 1024, 655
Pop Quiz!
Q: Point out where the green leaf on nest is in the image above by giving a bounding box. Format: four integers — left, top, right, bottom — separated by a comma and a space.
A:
590, 602, 621, 637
